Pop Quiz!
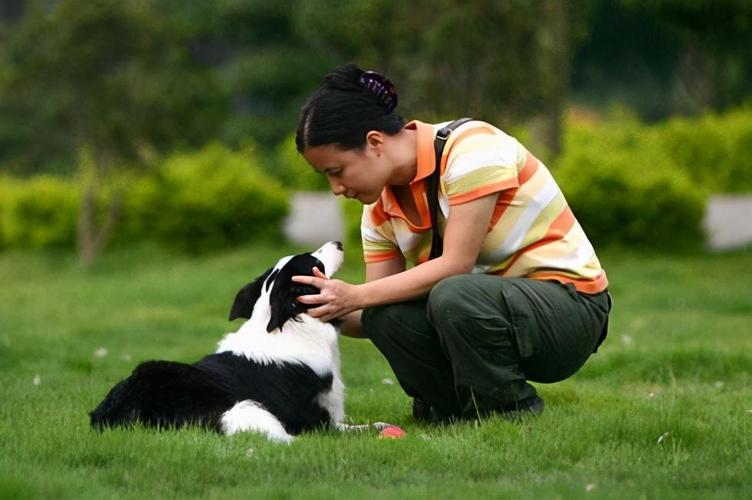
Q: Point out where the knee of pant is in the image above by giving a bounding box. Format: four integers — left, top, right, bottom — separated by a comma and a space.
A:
427, 275, 475, 324
361, 304, 400, 342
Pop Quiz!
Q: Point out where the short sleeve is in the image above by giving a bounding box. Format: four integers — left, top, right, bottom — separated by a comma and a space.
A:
443, 131, 522, 205
361, 203, 400, 263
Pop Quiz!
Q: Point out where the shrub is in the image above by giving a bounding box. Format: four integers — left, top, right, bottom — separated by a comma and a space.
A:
145, 142, 289, 252
0, 175, 78, 249
339, 198, 364, 264
0, 144, 290, 253
0, 176, 15, 249
658, 108, 752, 193
555, 120, 706, 249
267, 135, 329, 191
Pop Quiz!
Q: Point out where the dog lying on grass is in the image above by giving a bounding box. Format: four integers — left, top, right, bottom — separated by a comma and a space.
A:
90, 241, 345, 443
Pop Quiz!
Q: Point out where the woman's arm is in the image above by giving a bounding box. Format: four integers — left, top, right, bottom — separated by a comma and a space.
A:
296, 193, 498, 321
337, 256, 406, 338
366, 254, 407, 282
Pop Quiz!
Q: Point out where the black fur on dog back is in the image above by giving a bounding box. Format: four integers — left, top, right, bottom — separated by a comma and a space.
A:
90, 352, 333, 433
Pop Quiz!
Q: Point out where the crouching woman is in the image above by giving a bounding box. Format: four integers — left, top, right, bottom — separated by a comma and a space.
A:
292, 64, 611, 422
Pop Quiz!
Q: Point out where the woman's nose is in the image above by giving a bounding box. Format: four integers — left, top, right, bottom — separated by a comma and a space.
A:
328, 178, 346, 196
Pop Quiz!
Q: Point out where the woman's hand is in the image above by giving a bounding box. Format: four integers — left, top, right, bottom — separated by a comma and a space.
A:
293, 268, 364, 322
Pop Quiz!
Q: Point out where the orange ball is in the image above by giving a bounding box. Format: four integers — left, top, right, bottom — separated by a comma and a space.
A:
378, 425, 406, 439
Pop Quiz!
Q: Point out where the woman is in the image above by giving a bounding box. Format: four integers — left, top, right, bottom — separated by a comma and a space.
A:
292, 63, 611, 422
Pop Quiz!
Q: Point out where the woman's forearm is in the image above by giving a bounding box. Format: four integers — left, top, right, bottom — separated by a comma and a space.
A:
356, 255, 471, 309
338, 310, 366, 338
354, 195, 496, 309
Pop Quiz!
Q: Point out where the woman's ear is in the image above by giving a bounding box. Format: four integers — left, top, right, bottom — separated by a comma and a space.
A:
365, 130, 385, 153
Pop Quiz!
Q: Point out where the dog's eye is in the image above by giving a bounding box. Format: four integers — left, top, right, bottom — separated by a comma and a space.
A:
292, 286, 318, 296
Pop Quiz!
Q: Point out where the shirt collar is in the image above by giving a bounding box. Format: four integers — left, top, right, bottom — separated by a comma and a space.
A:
376, 120, 436, 221
404, 120, 437, 183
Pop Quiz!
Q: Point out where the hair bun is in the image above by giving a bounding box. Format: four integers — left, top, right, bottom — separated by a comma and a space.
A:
358, 70, 398, 113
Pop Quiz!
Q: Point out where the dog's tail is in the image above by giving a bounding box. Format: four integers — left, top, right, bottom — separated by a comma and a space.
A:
89, 360, 233, 431
89, 376, 144, 430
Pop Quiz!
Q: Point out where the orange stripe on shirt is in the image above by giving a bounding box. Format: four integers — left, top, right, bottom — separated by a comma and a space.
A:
489, 207, 576, 275
486, 152, 539, 228
489, 188, 516, 229
364, 249, 401, 264
543, 206, 576, 241
448, 178, 519, 206
511, 207, 576, 259
527, 271, 609, 294
440, 127, 497, 174
519, 151, 540, 185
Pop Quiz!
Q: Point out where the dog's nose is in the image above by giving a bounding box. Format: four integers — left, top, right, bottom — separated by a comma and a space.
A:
333, 241, 343, 251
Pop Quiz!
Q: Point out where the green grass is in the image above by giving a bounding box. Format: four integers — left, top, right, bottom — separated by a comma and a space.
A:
1, 243, 751, 499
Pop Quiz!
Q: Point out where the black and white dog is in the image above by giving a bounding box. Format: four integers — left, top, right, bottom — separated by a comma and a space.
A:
90, 241, 345, 443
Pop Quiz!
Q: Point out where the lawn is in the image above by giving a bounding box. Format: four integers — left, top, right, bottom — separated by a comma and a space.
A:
1, 242, 750, 499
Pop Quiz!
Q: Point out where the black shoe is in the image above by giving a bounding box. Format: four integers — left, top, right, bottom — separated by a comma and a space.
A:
412, 398, 434, 422
497, 395, 545, 420
412, 398, 459, 424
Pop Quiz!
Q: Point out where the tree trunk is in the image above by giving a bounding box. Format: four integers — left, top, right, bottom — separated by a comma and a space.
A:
76, 145, 122, 268
529, 0, 570, 161
671, 40, 717, 115
77, 182, 123, 268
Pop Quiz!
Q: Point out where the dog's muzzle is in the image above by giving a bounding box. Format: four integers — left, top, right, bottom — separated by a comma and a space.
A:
311, 241, 344, 277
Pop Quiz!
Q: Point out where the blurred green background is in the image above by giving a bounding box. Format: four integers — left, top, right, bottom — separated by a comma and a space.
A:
2, 3, 751, 497
1, 0, 751, 264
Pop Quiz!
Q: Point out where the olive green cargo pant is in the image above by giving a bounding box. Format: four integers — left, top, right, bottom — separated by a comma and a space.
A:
362, 275, 611, 419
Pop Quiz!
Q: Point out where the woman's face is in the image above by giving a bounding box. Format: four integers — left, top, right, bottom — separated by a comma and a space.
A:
303, 140, 390, 205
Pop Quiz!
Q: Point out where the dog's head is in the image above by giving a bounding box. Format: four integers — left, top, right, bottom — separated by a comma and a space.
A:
228, 241, 344, 332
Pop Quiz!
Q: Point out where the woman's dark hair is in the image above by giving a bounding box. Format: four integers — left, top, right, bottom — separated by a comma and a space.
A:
295, 63, 405, 153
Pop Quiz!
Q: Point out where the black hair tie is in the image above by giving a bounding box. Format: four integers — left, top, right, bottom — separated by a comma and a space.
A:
358, 70, 398, 113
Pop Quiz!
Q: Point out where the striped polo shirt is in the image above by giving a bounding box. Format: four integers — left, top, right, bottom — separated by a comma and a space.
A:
360, 119, 608, 294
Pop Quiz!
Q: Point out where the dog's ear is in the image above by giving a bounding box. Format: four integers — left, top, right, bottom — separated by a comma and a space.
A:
266, 284, 319, 332
229, 268, 272, 321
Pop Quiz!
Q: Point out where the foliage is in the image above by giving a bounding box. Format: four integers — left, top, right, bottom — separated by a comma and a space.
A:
658, 108, 752, 193
154, 0, 338, 148
0, 0, 231, 264
295, 0, 594, 126
4, 108, 749, 254
0, 0, 225, 175
266, 135, 329, 191
1, 0, 751, 181
555, 119, 706, 249
0, 177, 12, 249
340, 198, 365, 265
0, 144, 289, 252
124, 143, 289, 252
0, 0, 599, 172
0, 175, 78, 249
575, 0, 752, 118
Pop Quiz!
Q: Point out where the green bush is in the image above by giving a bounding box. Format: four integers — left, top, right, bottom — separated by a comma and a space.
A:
0, 175, 78, 249
0, 176, 14, 249
555, 120, 706, 249
340, 197, 364, 265
0, 143, 290, 253
266, 135, 330, 191
143, 142, 290, 252
2, 109, 749, 255
658, 108, 752, 193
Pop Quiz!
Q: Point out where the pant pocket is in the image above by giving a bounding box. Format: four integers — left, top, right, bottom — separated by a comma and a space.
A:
592, 292, 612, 352
499, 286, 535, 359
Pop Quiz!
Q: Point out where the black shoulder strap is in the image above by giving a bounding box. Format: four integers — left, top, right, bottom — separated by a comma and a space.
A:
427, 118, 473, 260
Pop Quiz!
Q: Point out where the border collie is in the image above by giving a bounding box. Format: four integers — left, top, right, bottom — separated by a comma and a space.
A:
89, 241, 345, 443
